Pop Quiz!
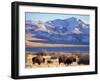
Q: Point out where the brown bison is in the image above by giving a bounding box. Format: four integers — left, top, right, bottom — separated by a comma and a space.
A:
78, 54, 89, 65
65, 57, 76, 65
32, 55, 45, 65
59, 56, 77, 65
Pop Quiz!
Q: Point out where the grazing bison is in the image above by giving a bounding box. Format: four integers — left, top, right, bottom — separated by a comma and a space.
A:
32, 55, 45, 65
59, 56, 77, 65
59, 56, 66, 64
78, 55, 89, 65
65, 57, 76, 65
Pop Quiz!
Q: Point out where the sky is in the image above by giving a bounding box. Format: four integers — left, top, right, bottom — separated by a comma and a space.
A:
25, 12, 90, 24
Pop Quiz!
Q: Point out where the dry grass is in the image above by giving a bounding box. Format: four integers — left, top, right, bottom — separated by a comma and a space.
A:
25, 51, 89, 68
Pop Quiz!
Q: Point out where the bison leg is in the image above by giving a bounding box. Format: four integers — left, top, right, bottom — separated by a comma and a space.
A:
43, 58, 45, 63
32, 57, 36, 64
65, 58, 73, 65
59, 57, 63, 64
35, 59, 41, 65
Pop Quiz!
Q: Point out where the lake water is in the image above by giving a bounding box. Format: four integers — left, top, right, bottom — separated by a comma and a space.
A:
26, 46, 89, 53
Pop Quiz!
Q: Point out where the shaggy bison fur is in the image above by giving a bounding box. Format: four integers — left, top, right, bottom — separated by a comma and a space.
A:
59, 56, 77, 65
32, 55, 45, 65
78, 55, 89, 65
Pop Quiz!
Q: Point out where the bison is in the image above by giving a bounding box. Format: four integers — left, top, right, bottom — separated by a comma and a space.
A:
59, 56, 66, 64
65, 57, 76, 65
32, 55, 45, 65
78, 54, 89, 65
59, 56, 77, 65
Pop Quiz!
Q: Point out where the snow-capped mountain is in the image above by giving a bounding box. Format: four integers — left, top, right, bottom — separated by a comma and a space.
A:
25, 17, 89, 45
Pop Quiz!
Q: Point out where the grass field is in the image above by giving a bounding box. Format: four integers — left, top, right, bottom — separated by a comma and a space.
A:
25, 51, 89, 68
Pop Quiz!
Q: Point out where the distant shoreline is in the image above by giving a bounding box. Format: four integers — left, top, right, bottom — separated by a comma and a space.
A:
26, 40, 89, 47
26, 51, 89, 54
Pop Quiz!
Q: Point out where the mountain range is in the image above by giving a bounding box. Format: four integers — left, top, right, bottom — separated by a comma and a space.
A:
25, 17, 89, 45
